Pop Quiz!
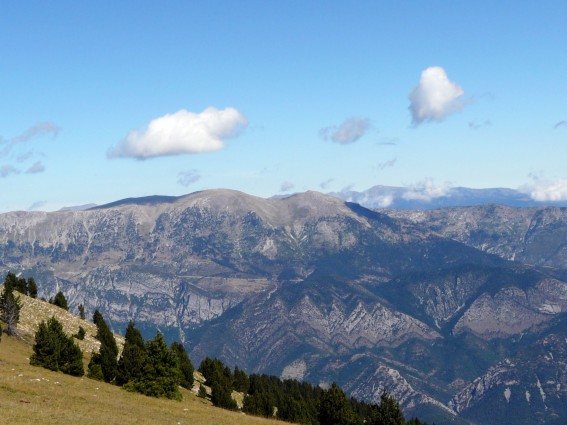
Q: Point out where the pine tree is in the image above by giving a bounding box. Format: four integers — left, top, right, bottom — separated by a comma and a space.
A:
124, 332, 182, 400
318, 382, 361, 425
211, 382, 237, 410
171, 341, 194, 389
233, 366, 250, 393
0, 282, 22, 336
116, 320, 146, 386
367, 391, 405, 425
198, 384, 208, 398
52, 291, 69, 310
78, 304, 85, 320
88, 309, 118, 383
27, 277, 38, 298
30, 317, 84, 376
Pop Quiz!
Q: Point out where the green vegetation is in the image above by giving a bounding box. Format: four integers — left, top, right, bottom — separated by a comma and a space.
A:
88, 309, 119, 382
51, 291, 69, 310
3, 273, 431, 425
1, 275, 23, 336
30, 316, 84, 377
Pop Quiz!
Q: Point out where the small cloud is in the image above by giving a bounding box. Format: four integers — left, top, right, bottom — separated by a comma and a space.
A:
280, 181, 294, 192
375, 195, 394, 208
0, 164, 20, 178
524, 179, 567, 201
320, 117, 371, 144
409, 66, 466, 125
108, 107, 248, 159
28, 200, 47, 211
16, 151, 34, 162
177, 169, 201, 187
376, 137, 399, 146
469, 120, 492, 130
402, 179, 452, 201
12, 122, 60, 144
554, 121, 566, 129
319, 178, 334, 190
340, 184, 355, 193
377, 157, 397, 171
25, 161, 45, 174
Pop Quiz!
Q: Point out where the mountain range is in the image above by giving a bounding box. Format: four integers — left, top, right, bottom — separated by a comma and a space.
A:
2, 189, 566, 424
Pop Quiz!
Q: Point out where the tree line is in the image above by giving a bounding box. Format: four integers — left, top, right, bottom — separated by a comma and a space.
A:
1, 272, 431, 424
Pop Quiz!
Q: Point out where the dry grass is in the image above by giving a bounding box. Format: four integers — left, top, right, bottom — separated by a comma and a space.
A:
0, 291, 291, 425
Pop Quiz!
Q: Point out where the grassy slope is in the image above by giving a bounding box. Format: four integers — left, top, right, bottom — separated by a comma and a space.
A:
0, 292, 290, 425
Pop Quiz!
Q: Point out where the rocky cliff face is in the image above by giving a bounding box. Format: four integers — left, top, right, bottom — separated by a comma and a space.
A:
2, 190, 567, 424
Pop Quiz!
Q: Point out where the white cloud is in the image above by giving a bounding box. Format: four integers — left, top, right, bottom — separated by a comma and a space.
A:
177, 169, 201, 187
108, 107, 248, 159
320, 117, 370, 144
280, 181, 295, 192
409, 67, 466, 125
402, 179, 452, 202
526, 179, 567, 201
25, 161, 45, 174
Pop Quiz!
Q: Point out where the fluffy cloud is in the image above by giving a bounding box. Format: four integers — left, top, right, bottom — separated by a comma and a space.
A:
402, 179, 452, 201
177, 169, 201, 187
25, 161, 45, 174
108, 107, 248, 159
280, 181, 295, 192
527, 179, 567, 201
320, 117, 370, 144
409, 67, 465, 125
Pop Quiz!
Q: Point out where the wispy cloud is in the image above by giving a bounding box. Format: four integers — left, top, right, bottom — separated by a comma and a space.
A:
320, 117, 371, 144
409, 67, 466, 125
377, 157, 397, 170
319, 178, 334, 190
177, 169, 201, 187
28, 200, 47, 211
25, 161, 45, 174
469, 120, 492, 130
0, 164, 20, 178
12, 122, 60, 144
1, 122, 60, 158
554, 120, 566, 129
280, 181, 294, 192
108, 107, 248, 159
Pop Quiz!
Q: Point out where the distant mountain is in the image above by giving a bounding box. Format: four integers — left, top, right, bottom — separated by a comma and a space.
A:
331, 185, 567, 209
1, 189, 567, 424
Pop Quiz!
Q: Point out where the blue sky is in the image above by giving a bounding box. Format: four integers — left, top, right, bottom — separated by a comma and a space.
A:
1, 1, 566, 211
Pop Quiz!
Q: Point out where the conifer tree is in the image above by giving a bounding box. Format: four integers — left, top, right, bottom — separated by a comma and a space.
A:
318, 382, 361, 425
88, 309, 118, 383
116, 320, 146, 386
171, 341, 194, 389
78, 304, 85, 320
27, 277, 38, 298
124, 332, 181, 400
30, 317, 84, 376
233, 366, 250, 393
52, 291, 69, 310
367, 391, 405, 425
211, 382, 237, 410
0, 281, 22, 336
